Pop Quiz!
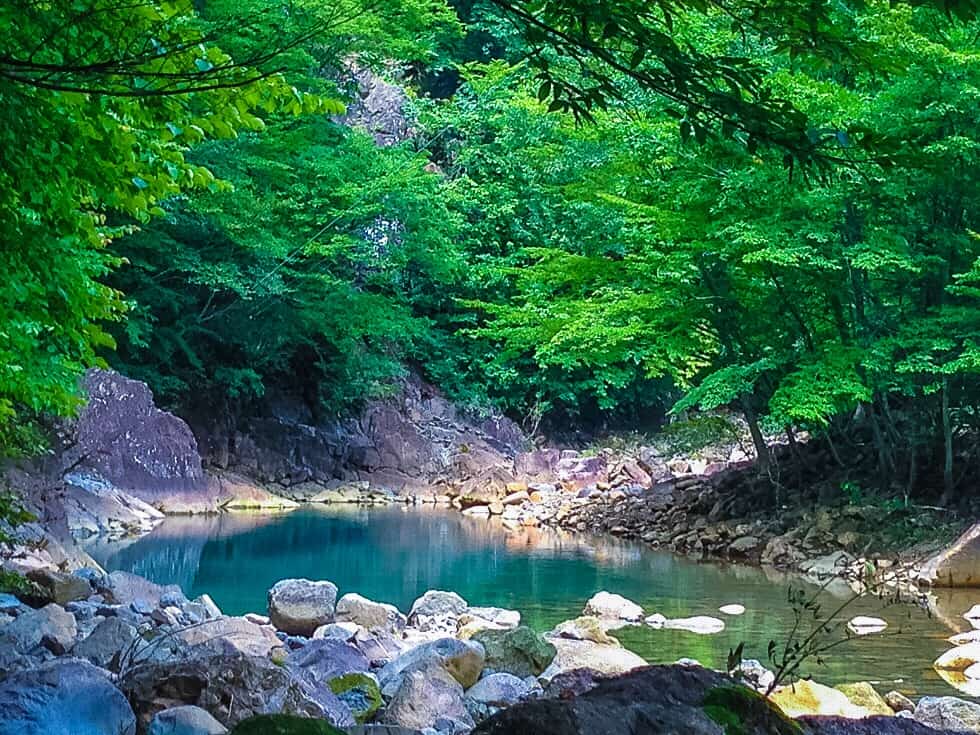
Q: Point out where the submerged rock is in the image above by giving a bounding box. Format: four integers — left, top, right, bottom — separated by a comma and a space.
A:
268, 579, 338, 636
663, 615, 726, 635
0, 658, 136, 735
935, 643, 980, 671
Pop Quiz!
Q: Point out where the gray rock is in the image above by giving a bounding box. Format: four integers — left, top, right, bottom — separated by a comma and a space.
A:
26, 568, 92, 605
0, 593, 22, 614
129, 616, 284, 665
915, 696, 980, 732
104, 570, 182, 608
385, 663, 475, 733
0, 603, 77, 661
71, 616, 138, 670
379, 637, 486, 697
0, 658, 136, 735
287, 637, 370, 686
121, 651, 355, 729
335, 593, 406, 635
466, 673, 534, 722
409, 590, 468, 622
268, 578, 337, 636
148, 706, 228, 735
538, 638, 646, 683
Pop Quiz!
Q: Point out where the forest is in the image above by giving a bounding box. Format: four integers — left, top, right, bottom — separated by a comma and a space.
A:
4, 0, 980, 504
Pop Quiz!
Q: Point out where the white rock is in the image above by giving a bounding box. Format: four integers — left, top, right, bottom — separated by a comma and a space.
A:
663, 616, 725, 635
935, 642, 980, 671
950, 629, 980, 645
719, 604, 745, 616
847, 616, 888, 635
965, 663, 980, 680
644, 613, 667, 628
964, 604, 980, 623
582, 592, 643, 622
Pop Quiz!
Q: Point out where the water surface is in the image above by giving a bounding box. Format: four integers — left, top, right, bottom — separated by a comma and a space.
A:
86, 506, 977, 697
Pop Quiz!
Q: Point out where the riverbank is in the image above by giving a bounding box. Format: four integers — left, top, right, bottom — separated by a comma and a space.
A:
2, 554, 979, 734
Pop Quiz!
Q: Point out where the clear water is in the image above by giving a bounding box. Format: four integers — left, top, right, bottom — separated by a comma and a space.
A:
85, 506, 978, 698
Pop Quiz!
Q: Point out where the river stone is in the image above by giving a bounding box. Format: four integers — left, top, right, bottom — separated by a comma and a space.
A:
770, 679, 872, 718
663, 615, 726, 635
538, 638, 646, 683
385, 663, 474, 733
936, 642, 980, 670
27, 568, 92, 606
71, 615, 138, 670
328, 672, 382, 724
473, 626, 557, 678
0, 657, 136, 735
920, 523, 980, 588
886, 691, 916, 713
379, 637, 486, 696
847, 616, 888, 635
121, 651, 355, 729
835, 682, 893, 716
552, 616, 620, 646
287, 638, 370, 686
268, 579, 338, 636
0, 602, 77, 659
719, 604, 746, 616
409, 590, 468, 621
582, 591, 643, 622
335, 593, 406, 635
915, 696, 980, 732
148, 706, 228, 735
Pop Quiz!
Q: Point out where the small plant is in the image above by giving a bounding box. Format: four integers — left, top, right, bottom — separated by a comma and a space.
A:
840, 481, 864, 505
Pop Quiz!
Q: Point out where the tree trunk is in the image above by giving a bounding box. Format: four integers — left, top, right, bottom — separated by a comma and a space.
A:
742, 398, 770, 476
942, 377, 954, 504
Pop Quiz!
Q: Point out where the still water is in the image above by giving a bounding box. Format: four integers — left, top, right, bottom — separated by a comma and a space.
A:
86, 506, 978, 698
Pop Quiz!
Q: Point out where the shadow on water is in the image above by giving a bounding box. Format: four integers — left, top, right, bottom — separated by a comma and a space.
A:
86, 505, 973, 697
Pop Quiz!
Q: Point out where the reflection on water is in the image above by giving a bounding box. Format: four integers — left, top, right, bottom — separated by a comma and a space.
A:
87, 506, 974, 697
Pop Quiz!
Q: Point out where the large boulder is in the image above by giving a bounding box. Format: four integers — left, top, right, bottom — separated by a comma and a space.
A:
384, 663, 475, 733
473, 626, 556, 678
920, 524, 980, 588
552, 617, 620, 646
770, 679, 872, 718
378, 637, 486, 697
334, 593, 405, 635
914, 696, 980, 733
103, 570, 184, 608
133, 617, 285, 665
409, 589, 468, 621
26, 568, 92, 605
0, 603, 77, 664
71, 616, 138, 670
63, 369, 213, 511
538, 638, 646, 682
0, 658, 136, 735
268, 579, 338, 636
148, 706, 228, 735
120, 652, 355, 730
473, 665, 949, 735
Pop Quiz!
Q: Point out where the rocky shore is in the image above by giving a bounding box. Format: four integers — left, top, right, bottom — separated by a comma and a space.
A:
3, 561, 980, 735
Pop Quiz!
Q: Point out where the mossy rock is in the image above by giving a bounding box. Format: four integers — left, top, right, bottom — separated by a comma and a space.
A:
229, 714, 346, 735
329, 672, 383, 724
702, 686, 803, 735
473, 625, 557, 678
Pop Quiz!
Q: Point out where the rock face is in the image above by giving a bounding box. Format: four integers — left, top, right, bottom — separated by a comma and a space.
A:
191, 373, 529, 495
914, 696, 980, 732
921, 524, 980, 588
63, 369, 212, 511
339, 65, 412, 147
71, 616, 138, 670
268, 579, 338, 636
0, 658, 137, 735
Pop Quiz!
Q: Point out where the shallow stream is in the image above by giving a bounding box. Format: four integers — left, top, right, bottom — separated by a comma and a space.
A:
86, 506, 979, 698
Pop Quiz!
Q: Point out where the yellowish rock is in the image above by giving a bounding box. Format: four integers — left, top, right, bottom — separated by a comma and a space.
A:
770, 679, 872, 718
935, 642, 980, 670
834, 682, 893, 716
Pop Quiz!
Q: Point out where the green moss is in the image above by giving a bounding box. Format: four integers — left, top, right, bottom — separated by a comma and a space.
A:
229, 715, 346, 735
702, 686, 803, 735
328, 672, 383, 724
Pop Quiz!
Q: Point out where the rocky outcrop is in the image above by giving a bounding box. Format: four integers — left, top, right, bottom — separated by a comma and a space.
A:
339, 65, 413, 147
920, 524, 980, 588
192, 373, 529, 498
